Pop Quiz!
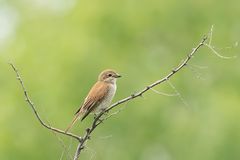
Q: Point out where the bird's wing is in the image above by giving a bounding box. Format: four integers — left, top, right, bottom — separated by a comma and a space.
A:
65, 81, 109, 132
78, 81, 109, 121
80, 99, 98, 121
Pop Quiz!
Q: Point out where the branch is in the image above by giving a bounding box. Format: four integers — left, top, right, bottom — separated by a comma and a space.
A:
205, 25, 237, 59
9, 63, 82, 142
72, 35, 208, 158
109, 36, 207, 113
10, 35, 208, 160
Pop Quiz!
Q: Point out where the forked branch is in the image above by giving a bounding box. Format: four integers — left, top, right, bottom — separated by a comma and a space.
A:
71, 35, 208, 159
10, 35, 208, 160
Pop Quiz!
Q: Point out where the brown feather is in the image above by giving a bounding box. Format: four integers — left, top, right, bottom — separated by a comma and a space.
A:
65, 81, 110, 132
65, 112, 81, 133
80, 81, 110, 119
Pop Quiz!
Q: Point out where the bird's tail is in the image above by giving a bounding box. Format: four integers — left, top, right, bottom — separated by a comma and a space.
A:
65, 112, 81, 133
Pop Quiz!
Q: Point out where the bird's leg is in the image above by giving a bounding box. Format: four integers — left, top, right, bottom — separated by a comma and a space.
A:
93, 113, 98, 119
93, 108, 108, 123
93, 112, 103, 120
100, 108, 107, 114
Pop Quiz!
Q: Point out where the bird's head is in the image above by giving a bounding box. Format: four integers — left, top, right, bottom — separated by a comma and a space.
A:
98, 69, 121, 84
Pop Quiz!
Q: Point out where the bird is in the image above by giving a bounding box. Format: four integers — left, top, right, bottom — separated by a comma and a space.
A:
65, 69, 121, 132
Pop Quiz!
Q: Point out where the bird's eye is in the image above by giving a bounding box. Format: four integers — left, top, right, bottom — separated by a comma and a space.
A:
108, 74, 112, 77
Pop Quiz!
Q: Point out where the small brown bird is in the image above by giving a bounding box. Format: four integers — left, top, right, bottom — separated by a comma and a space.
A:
65, 69, 121, 132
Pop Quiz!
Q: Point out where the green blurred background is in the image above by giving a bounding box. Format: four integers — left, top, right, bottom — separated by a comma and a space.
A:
0, 0, 240, 159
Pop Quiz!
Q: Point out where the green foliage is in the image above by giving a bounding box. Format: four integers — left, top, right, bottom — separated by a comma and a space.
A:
0, 0, 240, 159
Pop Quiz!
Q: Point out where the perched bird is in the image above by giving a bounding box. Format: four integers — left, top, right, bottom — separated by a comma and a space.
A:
65, 69, 121, 132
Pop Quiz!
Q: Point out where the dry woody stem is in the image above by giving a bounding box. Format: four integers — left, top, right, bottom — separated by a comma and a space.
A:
10, 35, 208, 160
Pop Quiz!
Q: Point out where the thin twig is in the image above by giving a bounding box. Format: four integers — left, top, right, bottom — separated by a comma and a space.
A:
150, 88, 179, 97
166, 80, 189, 107
208, 25, 214, 46
9, 63, 82, 142
205, 25, 237, 59
205, 44, 237, 59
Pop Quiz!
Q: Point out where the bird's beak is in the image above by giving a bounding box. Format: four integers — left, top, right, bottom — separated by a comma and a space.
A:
114, 74, 121, 78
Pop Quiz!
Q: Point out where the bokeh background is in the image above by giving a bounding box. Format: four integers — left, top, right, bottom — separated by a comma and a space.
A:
0, 0, 240, 160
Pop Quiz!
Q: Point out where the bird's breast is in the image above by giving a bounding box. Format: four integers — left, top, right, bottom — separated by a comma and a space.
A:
97, 84, 116, 112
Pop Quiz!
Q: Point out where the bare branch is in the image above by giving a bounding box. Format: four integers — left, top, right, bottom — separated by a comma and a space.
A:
166, 80, 189, 107
205, 43, 237, 59
205, 25, 237, 59
208, 25, 214, 46
10, 35, 208, 160
107, 35, 208, 112
150, 88, 179, 97
9, 63, 82, 142
72, 35, 209, 158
